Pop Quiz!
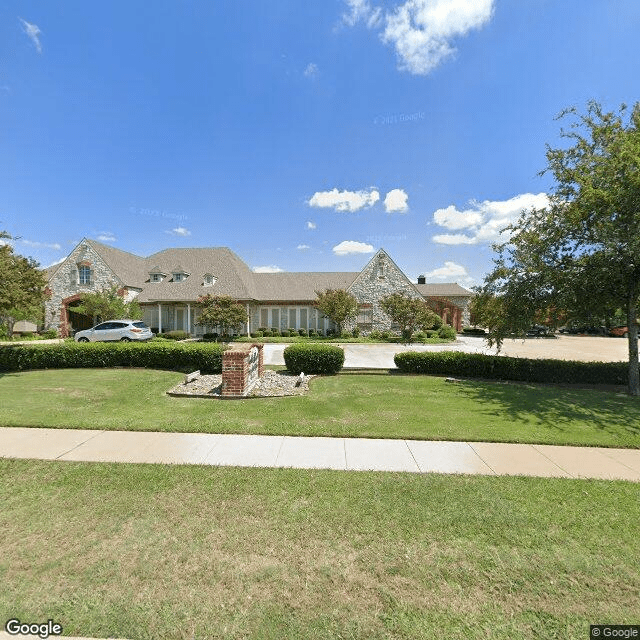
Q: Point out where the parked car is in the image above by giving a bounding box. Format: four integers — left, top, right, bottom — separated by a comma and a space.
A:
526, 325, 550, 337
558, 325, 607, 335
74, 320, 154, 342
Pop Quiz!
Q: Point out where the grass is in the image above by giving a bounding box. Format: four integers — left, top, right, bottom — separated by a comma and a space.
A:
1, 459, 637, 639
1, 369, 639, 447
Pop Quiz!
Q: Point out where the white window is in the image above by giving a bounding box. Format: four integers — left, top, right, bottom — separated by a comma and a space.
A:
78, 265, 91, 285
173, 273, 184, 282
150, 273, 163, 282
204, 274, 216, 286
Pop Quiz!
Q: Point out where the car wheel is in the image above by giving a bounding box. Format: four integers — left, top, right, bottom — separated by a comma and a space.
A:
120, 337, 131, 342
77, 337, 89, 343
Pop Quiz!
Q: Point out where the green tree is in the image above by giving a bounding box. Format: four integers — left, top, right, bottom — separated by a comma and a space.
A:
380, 293, 441, 342
74, 285, 143, 322
0, 231, 48, 337
314, 289, 358, 335
196, 294, 247, 338
477, 101, 640, 395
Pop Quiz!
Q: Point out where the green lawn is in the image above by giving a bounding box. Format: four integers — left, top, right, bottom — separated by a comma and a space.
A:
0, 459, 637, 640
1, 369, 639, 447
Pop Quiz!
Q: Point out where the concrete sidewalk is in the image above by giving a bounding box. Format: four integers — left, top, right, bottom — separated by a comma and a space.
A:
0, 427, 638, 481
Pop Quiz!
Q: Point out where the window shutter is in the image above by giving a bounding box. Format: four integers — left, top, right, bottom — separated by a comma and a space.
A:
70, 268, 78, 286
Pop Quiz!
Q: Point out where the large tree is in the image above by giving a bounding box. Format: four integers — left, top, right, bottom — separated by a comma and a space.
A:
74, 285, 143, 322
477, 101, 640, 395
314, 289, 358, 335
380, 293, 441, 342
196, 294, 247, 338
0, 231, 48, 337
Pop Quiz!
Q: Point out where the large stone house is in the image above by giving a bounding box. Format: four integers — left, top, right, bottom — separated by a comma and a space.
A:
45, 239, 473, 337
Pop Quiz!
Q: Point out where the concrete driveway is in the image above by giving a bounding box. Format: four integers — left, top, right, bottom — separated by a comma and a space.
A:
262, 335, 629, 369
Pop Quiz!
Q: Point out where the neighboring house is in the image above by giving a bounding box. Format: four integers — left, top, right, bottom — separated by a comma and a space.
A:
45, 239, 473, 337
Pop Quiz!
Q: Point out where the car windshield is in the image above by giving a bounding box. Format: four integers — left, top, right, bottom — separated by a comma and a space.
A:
133, 322, 149, 329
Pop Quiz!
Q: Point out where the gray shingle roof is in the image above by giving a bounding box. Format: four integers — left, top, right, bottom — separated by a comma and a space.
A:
55, 239, 473, 304
415, 283, 474, 297
252, 272, 357, 302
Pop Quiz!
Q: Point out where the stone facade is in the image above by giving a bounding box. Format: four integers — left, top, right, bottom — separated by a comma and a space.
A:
345, 250, 423, 333
45, 241, 125, 337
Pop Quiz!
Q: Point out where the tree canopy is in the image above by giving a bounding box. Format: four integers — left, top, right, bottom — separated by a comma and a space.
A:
314, 289, 358, 334
476, 101, 640, 395
196, 294, 247, 337
0, 231, 48, 336
380, 293, 441, 342
74, 285, 143, 322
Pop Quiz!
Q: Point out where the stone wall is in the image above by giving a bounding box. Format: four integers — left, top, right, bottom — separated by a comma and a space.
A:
346, 249, 423, 334
45, 241, 125, 336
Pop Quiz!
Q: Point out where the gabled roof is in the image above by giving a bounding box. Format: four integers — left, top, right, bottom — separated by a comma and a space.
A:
137, 247, 257, 302
415, 282, 473, 297
84, 239, 147, 288
252, 272, 357, 301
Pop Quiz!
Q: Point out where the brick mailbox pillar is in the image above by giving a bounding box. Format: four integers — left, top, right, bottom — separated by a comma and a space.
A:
221, 343, 264, 397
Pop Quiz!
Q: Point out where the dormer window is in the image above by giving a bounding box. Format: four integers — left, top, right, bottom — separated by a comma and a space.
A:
150, 273, 163, 283
203, 274, 216, 286
148, 266, 167, 283
171, 265, 189, 282
173, 273, 185, 282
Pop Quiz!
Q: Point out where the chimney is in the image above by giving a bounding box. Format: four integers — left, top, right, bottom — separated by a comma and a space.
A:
417, 275, 426, 285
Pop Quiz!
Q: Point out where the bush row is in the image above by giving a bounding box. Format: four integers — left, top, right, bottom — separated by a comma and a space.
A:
393, 351, 628, 385
0, 342, 225, 374
283, 344, 345, 375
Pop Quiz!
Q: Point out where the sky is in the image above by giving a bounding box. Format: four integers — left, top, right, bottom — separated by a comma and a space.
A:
1, 0, 638, 288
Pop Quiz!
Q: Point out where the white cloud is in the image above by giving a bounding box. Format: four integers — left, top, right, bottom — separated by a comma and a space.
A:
342, 0, 383, 28
332, 240, 375, 256
424, 260, 470, 281
303, 63, 319, 77
432, 192, 551, 245
18, 239, 61, 250
297, 244, 311, 250
384, 188, 409, 213
97, 232, 116, 243
253, 265, 284, 273
19, 18, 42, 54
167, 227, 191, 237
45, 256, 65, 269
306, 221, 317, 230
308, 188, 380, 212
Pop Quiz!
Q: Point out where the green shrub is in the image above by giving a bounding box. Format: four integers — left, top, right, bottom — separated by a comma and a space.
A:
393, 351, 628, 385
308, 329, 317, 337
351, 326, 360, 338
271, 329, 281, 338
369, 330, 382, 341
40, 329, 58, 339
283, 344, 345, 375
340, 330, 351, 339
252, 331, 264, 338
0, 342, 225, 374
413, 331, 426, 341
161, 330, 191, 341
438, 325, 457, 340
425, 330, 437, 338
262, 329, 272, 337
298, 329, 308, 337
381, 331, 391, 340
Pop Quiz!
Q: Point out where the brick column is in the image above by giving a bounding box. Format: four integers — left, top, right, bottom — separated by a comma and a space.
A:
221, 343, 264, 397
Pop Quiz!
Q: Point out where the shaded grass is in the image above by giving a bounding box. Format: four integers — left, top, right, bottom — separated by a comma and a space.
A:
1, 369, 639, 447
0, 459, 638, 639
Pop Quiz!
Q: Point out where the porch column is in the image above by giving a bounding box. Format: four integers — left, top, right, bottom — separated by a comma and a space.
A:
187, 303, 191, 335
246, 304, 251, 337
158, 303, 162, 333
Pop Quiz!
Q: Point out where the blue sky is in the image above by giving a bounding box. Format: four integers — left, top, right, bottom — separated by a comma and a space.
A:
1, 0, 638, 287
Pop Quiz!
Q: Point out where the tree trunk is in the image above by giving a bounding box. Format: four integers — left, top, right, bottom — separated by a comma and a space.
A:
627, 285, 639, 396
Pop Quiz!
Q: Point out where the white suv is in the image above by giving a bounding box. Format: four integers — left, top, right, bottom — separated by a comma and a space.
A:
74, 320, 154, 342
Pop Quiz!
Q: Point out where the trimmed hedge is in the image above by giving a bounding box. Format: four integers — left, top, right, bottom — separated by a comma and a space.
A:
394, 351, 628, 385
0, 342, 225, 374
283, 344, 345, 375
